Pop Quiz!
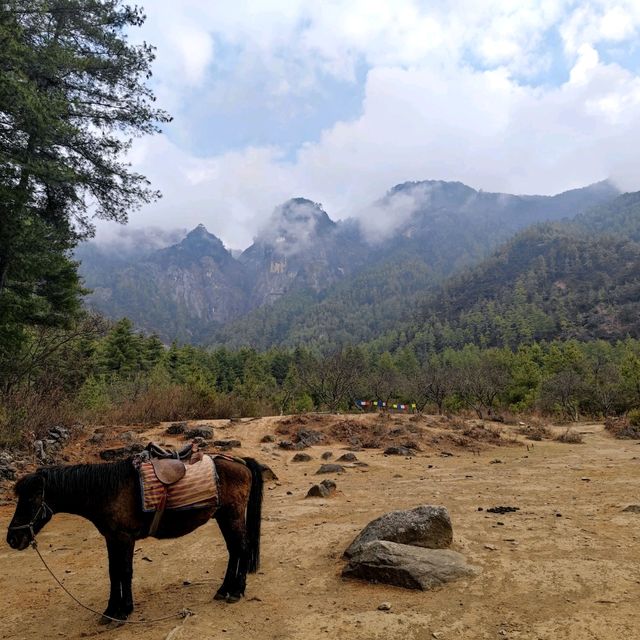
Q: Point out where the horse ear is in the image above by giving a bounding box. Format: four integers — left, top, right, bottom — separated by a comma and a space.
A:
14, 471, 45, 497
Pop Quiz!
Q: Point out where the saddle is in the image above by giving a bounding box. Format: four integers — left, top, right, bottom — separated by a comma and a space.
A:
144, 442, 202, 485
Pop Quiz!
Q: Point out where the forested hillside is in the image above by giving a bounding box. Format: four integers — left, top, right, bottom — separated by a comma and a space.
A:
207, 180, 618, 349
372, 224, 640, 358
78, 180, 618, 345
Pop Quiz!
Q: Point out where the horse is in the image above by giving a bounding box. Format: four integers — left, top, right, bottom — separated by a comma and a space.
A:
6, 454, 263, 623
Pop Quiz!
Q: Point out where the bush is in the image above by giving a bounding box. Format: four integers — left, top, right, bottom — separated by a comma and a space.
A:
554, 428, 584, 444
604, 416, 640, 439
628, 408, 640, 427
0, 386, 76, 448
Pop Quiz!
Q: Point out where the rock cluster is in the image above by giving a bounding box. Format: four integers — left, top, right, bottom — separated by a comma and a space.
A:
33, 425, 73, 464
342, 505, 478, 591
0, 451, 18, 481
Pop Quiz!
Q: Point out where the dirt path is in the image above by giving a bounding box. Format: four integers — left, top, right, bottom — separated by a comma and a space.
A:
1, 418, 639, 640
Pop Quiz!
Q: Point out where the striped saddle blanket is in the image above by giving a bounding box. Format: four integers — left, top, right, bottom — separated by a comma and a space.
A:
139, 454, 218, 512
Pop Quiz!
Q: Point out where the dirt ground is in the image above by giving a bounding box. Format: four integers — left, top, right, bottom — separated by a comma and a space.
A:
1, 415, 639, 640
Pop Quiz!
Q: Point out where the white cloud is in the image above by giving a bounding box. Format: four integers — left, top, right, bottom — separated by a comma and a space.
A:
95, 1, 640, 247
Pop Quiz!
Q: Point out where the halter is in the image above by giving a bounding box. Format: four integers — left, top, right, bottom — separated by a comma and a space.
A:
8, 485, 54, 545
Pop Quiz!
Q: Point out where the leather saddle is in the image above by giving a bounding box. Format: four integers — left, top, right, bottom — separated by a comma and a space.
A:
144, 442, 200, 485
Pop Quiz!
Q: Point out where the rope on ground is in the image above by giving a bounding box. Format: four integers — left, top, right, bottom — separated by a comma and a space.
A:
31, 540, 193, 625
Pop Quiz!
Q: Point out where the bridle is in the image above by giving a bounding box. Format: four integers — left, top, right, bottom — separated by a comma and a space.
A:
8, 485, 54, 545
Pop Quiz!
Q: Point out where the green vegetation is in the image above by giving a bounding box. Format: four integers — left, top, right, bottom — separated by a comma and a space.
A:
0, 0, 168, 394
4, 308, 640, 447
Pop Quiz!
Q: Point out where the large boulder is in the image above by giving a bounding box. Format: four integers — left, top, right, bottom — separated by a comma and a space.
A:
344, 505, 452, 558
342, 541, 478, 590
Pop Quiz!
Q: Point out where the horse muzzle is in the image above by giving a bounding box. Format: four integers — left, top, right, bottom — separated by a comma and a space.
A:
6, 530, 31, 551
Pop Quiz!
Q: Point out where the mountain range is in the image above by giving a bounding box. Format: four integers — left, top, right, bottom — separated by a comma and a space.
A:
76, 179, 625, 347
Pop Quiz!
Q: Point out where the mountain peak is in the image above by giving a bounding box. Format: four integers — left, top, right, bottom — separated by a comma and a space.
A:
248, 198, 336, 255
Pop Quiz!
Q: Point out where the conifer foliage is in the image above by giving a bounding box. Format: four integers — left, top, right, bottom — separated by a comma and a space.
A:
0, 1, 168, 370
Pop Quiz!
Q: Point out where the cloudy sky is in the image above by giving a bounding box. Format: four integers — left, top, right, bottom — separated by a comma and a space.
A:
101, 1, 640, 249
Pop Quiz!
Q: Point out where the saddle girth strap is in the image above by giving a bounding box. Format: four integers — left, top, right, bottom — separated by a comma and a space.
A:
149, 489, 168, 536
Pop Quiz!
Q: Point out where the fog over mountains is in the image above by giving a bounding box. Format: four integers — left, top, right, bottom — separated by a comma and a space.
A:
76, 179, 620, 344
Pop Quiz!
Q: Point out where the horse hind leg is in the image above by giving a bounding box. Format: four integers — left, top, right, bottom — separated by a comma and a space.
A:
214, 506, 248, 603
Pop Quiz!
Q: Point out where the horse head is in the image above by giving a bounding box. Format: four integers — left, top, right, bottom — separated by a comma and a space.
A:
7, 471, 53, 550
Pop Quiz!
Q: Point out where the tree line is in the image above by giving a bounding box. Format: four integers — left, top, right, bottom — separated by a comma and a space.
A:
3, 314, 640, 446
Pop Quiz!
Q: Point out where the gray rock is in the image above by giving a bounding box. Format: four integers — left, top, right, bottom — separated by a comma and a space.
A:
99, 443, 145, 461
88, 432, 105, 445
296, 428, 325, 447
34, 440, 46, 461
306, 479, 337, 498
342, 540, 478, 590
344, 505, 453, 558
321, 451, 333, 460
316, 464, 345, 474
185, 426, 213, 439
278, 440, 307, 451
622, 504, 640, 513
0, 462, 16, 481
260, 464, 278, 481
166, 422, 187, 435
191, 436, 209, 449
384, 446, 413, 456
337, 452, 358, 462
292, 453, 312, 462
214, 439, 241, 450
260, 434, 275, 443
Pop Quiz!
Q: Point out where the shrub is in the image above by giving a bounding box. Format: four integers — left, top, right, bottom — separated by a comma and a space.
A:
554, 428, 584, 444
604, 416, 640, 439
628, 408, 640, 427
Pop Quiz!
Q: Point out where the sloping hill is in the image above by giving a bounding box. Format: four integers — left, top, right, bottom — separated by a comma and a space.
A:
211, 181, 619, 350
371, 222, 640, 357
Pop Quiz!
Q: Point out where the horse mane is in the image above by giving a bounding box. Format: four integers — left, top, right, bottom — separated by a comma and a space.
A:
16, 459, 136, 499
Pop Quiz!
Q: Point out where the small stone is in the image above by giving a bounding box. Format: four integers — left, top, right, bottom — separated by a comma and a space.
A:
484, 544, 498, 551
581, 477, 591, 482
316, 464, 345, 474
260, 434, 275, 443
184, 426, 213, 439
306, 479, 337, 498
337, 452, 358, 462
622, 504, 640, 513
377, 602, 392, 611
292, 453, 312, 462
321, 451, 333, 460
214, 439, 241, 449
166, 422, 187, 435
384, 446, 412, 456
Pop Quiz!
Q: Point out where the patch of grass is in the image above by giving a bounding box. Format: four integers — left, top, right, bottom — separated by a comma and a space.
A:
554, 428, 584, 444
517, 424, 552, 441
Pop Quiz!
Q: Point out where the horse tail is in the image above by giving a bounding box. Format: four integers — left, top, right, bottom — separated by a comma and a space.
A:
242, 457, 263, 573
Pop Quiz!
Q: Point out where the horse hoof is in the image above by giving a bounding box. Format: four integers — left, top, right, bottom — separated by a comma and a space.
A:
100, 610, 128, 625
226, 594, 242, 604
214, 591, 228, 601
99, 615, 125, 626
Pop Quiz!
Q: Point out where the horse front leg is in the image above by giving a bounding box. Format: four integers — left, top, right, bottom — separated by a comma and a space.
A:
102, 536, 135, 623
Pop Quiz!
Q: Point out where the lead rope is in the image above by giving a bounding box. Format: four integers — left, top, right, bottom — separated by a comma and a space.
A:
30, 539, 193, 625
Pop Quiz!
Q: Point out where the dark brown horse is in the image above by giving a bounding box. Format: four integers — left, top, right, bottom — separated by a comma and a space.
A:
6, 455, 263, 622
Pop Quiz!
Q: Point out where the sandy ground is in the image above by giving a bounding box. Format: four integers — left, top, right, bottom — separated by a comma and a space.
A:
1, 416, 639, 640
